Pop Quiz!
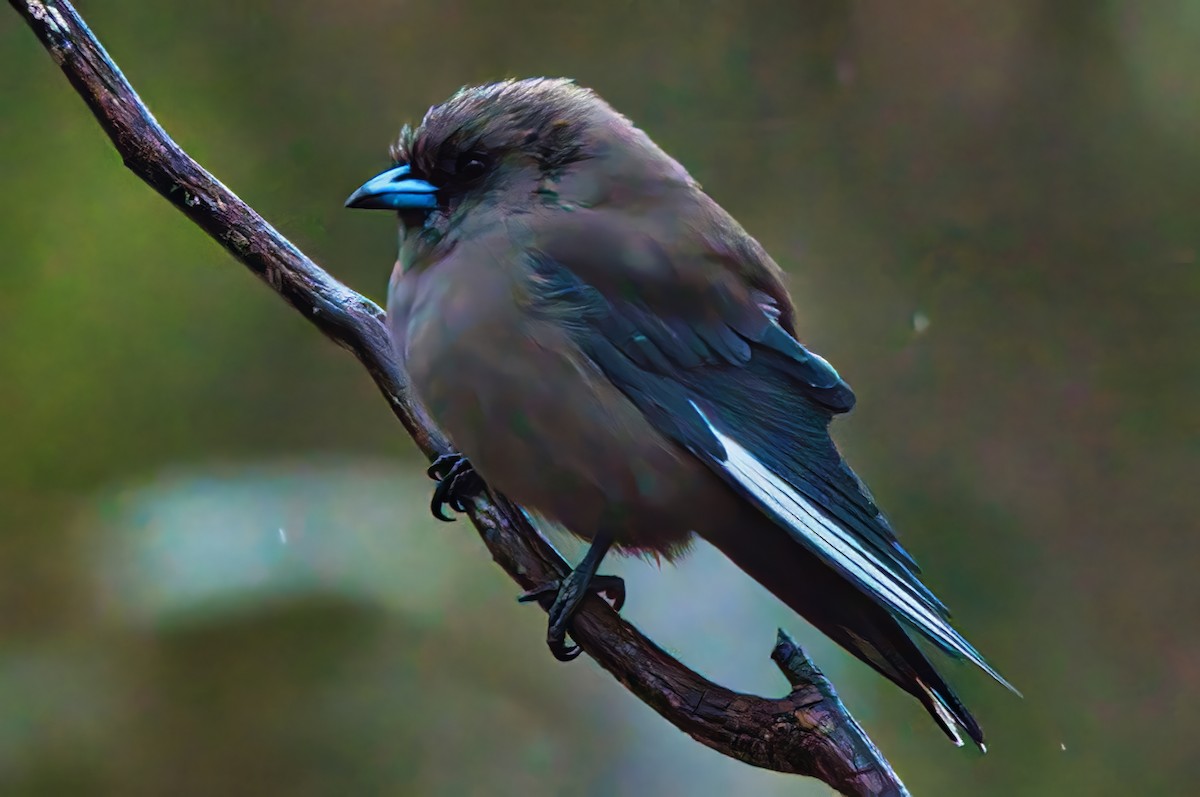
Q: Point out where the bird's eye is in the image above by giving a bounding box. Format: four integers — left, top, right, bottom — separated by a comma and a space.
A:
455, 151, 490, 182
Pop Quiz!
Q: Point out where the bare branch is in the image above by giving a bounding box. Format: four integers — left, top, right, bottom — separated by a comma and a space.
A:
8, 2, 910, 794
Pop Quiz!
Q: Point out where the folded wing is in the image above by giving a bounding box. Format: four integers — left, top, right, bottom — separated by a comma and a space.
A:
526, 252, 1015, 693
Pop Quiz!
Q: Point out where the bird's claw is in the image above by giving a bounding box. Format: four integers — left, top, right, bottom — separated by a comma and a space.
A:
518, 573, 626, 661
427, 453, 484, 521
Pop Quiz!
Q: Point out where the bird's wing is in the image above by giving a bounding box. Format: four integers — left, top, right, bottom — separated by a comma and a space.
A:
525, 248, 1014, 690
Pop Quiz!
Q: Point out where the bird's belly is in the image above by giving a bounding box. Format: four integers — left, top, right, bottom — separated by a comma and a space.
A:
406, 314, 717, 556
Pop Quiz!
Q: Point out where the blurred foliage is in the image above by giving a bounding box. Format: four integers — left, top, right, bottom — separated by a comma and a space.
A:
2, 1, 1199, 794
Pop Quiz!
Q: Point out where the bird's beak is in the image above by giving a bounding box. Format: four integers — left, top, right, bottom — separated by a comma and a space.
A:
344, 164, 439, 211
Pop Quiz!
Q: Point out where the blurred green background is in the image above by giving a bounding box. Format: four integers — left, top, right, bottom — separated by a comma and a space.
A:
2, 1, 1198, 795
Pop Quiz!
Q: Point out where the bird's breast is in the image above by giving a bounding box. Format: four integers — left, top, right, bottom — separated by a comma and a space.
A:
395, 252, 720, 555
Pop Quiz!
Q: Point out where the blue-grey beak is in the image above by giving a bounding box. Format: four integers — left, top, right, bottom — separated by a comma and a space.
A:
344, 164, 439, 210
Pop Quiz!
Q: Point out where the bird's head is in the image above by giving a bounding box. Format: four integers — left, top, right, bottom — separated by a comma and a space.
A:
345, 78, 695, 239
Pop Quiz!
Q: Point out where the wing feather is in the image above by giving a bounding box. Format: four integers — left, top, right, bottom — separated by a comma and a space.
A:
526, 252, 1016, 692
691, 401, 1017, 692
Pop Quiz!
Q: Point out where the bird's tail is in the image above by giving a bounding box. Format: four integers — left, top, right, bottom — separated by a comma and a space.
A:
702, 514, 986, 749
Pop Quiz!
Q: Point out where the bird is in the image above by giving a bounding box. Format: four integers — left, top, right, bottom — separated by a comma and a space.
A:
345, 77, 1016, 749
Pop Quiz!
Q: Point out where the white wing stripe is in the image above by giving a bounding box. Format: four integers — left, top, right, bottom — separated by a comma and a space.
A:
738, 444, 914, 580
691, 404, 1019, 694
718, 429, 961, 649
693, 404, 986, 665
739, 448, 949, 632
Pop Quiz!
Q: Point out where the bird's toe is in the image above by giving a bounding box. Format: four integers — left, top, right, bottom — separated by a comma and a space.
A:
427, 452, 484, 521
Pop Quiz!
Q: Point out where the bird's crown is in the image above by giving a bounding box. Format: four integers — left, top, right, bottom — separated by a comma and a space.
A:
391, 78, 617, 180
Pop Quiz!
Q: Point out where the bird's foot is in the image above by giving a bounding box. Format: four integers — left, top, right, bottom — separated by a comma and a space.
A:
427, 453, 484, 521
518, 572, 626, 661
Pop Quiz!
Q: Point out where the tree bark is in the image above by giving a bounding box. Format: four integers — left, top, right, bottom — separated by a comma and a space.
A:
8, 2, 910, 794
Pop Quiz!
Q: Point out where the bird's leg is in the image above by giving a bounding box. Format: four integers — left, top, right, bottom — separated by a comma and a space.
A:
426, 453, 485, 521
517, 532, 624, 661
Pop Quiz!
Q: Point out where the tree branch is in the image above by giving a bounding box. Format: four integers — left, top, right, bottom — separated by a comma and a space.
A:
9, 2, 909, 794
